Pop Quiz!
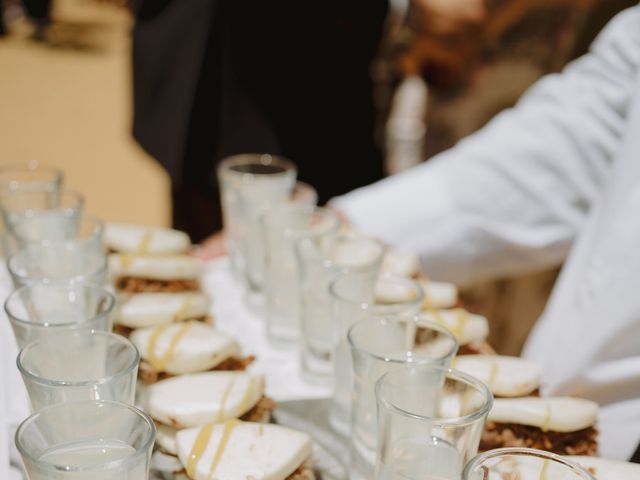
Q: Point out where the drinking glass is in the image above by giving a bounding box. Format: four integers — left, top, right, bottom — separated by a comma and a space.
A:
5, 282, 115, 349
298, 232, 385, 380
462, 448, 597, 480
217, 154, 297, 284
8, 241, 107, 288
0, 189, 84, 232
348, 317, 458, 480
375, 366, 493, 480
11, 214, 104, 255
15, 400, 156, 480
263, 204, 340, 343
0, 162, 63, 193
17, 331, 139, 411
329, 273, 425, 435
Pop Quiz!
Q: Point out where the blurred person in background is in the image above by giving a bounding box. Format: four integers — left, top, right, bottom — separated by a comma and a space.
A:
332, 4, 640, 462
21, 0, 52, 40
130, 0, 388, 243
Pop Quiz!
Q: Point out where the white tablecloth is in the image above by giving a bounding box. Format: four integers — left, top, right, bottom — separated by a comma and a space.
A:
1, 257, 332, 478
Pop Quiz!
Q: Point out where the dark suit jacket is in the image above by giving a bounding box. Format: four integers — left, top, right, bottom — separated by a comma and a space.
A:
131, 0, 388, 205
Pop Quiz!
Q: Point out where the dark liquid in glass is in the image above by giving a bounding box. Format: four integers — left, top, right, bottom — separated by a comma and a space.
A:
230, 164, 288, 175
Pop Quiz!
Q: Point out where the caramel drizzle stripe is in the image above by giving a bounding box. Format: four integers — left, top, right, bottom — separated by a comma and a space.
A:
187, 423, 214, 479
148, 321, 194, 371
207, 420, 240, 479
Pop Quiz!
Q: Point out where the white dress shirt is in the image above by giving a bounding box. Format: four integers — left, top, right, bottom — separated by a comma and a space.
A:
333, 4, 640, 460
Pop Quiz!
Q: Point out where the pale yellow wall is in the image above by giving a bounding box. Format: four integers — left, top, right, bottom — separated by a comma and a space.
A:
0, 0, 170, 227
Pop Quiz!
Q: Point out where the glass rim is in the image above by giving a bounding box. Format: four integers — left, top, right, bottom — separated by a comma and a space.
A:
16, 331, 139, 387
462, 447, 597, 479
330, 272, 425, 312
4, 281, 115, 329
347, 317, 458, 365
7, 243, 107, 284
375, 365, 494, 427
15, 399, 156, 473
0, 187, 85, 207
217, 153, 297, 177
0, 162, 63, 184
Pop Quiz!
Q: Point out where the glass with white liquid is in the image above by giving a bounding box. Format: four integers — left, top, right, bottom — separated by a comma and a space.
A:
0, 189, 83, 232
11, 214, 104, 256
329, 273, 425, 436
17, 331, 139, 411
297, 232, 385, 381
263, 204, 340, 343
217, 154, 297, 288
5, 282, 115, 349
375, 367, 493, 480
15, 400, 156, 480
8, 241, 107, 288
348, 318, 458, 480
462, 448, 596, 480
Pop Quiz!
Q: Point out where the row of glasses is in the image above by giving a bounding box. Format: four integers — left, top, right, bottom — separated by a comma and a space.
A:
0, 163, 156, 479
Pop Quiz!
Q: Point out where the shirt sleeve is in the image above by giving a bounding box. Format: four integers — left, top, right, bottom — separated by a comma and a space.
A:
331, 5, 640, 286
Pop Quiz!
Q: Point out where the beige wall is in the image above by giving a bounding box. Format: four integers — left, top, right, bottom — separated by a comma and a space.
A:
0, 0, 170, 226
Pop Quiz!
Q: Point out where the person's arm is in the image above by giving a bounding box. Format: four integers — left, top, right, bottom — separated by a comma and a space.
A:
332, 5, 640, 286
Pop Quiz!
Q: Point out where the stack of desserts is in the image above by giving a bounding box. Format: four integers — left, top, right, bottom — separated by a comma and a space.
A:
106, 224, 314, 480
380, 248, 495, 355
455, 354, 599, 456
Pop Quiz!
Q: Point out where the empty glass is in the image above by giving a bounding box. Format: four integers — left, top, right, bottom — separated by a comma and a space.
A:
348, 317, 458, 480
375, 366, 493, 480
329, 274, 425, 435
10, 214, 104, 255
298, 233, 385, 380
15, 400, 156, 480
8, 241, 107, 288
263, 204, 340, 343
17, 331, 139, 411
0, 162, 63, 194
217, 154, 297, 285
5, 282, 115, 349
462, 448, 596, 480
0, 189, 84, 233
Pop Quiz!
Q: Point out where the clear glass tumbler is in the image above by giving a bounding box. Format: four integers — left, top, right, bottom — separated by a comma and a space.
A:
0, 188, 84, 232
15, 400, 156, 480
217, 154, 297, 286
263, 204, 340, 344
8, 241, 107, 288
462, 448, 597, 480
10, 214, 104, 255
298, 233, 385, 381
375, 366, 493, 480
329, 273, 425, 436
5, 282, 115, 349
348, 317, 458, 480
17, 331, 139, 411
0, 162, 63, 194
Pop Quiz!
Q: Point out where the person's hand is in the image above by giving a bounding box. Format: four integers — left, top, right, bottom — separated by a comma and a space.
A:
191, 230, 227, 260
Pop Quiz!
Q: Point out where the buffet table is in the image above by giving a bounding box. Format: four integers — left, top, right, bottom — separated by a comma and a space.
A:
1, 257, 351, 479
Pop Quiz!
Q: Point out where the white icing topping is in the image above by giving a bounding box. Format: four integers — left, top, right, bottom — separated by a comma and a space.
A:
418, 309, 488, 344
381, 248, 421, 278
109, 253, 203, 281
567, 456, 640, 479
176, 421, 312, 480
148, 372, 264, 428
489, 397, 598, 432
105, 223, 190, 254
455, 355, 541, 397
130, 322, 239, 374
115, 292, 210, 328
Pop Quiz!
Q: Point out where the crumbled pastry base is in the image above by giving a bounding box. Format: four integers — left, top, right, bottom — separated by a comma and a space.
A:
116, 276, 200, 293
481, 422, 598, 456
137, 355, 256, 384
166, 458, 314, 480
